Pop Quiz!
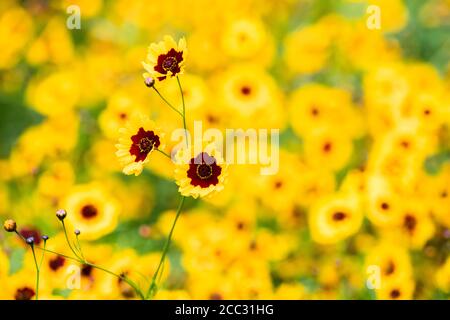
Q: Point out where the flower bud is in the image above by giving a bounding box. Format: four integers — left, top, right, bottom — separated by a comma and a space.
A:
144, 77, 155, 88
56, 209, 67, 221
3, 219, 17, 232
42, 235, 49, 241
74, 229, 81, 236
26, 237, 35, 245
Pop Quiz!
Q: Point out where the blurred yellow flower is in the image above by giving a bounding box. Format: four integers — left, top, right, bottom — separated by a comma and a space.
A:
309, 192, 363, 245
64, 183, 120, 240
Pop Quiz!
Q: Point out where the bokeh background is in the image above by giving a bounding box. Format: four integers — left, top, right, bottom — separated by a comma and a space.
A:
0, 0, 449, 299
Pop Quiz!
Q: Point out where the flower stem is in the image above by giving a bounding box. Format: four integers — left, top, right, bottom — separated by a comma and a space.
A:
30, 245, 40, 300
176, 76, 189, 147
74, 234, 85, 260
156, 148, 172, 160
38, 240, 47, 270
146, 195, 185, 299
61, 221, 82, 261
152, 87, 183, 117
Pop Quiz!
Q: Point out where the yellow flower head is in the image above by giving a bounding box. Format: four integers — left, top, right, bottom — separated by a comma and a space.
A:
174, 143, 228, 199
64, 183, 120, 240
142, 35, 187, 82
115, 114, 165, 176
309, 192, 363, 245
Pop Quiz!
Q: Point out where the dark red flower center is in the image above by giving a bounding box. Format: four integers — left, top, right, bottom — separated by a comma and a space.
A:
129, 127, 160, 162
404, 215, 417, 232
81, 264, 93, 277
162, 56, 177, 71
81, 204, 98, 219
385, 260, 396, 276
323, 142, 332, 153
197, 163, 213, 179
390, 289, 401, 299
332, 212, 347, 221
15, 287, 35, 300
241, 86, 252, 96
19, 227, 41, 245
380, 202, 390, 210
49, 256, 66, 271
187, 152, 222, 188
154, 48, 183, 80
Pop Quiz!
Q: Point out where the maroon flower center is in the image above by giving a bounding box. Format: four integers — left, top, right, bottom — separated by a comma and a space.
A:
187, 152, 222, 188
241, 86, 252, 96
81, 204, 98, 219
154, 48, 183, 80
323, 142, 332, 153
49, 256, 66, 271
15, 287, 35, 300
404, 215, 417, 232
196, 163, 213, 180
81, 264, 93, 277
210, 293, 223, 300
384, 260, 396, 276
332, 212, 347, 221
390, 289, 401, 299
380, 202, 390, 210
19, 227, 41, 245
129, 127, 160, 162
162, 56, 177, 71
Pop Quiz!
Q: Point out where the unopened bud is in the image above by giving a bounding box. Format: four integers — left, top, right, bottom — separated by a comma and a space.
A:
3, 219, 17, 232
144, 77, 155, 88
56, 209, 67, 221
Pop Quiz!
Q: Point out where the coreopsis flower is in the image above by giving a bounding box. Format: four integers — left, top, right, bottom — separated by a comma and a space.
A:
115, 115, 165, 176
142, 35, 187, 82
63, 183, 120, 240
308, 192, 363, 245
174, 144, 227, 199
365, 243, 413, 283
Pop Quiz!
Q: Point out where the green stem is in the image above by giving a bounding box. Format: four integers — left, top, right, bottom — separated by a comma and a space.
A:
152, 87, 183, 117
14, 230, 26, 242
156, 148, 172, 160
61, 221, 82, 260
38, 240, 47, 270
176, 76, 189, 147
75, 234, 85, 260
146, 196, 185, 299
30, 245, 39, 300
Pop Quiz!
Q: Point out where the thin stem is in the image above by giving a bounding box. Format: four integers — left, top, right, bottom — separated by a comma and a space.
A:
38, 240, 47, 270
156, 148, 172, 160
74, 234, 85, 260
176, 76, 189, 147
35, 247, 79, 262
152, 87, 183, 117
146, 196, 185, 299
30, 245, 40, 300
61, 221, 82, 260
14, 230, 26, 242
